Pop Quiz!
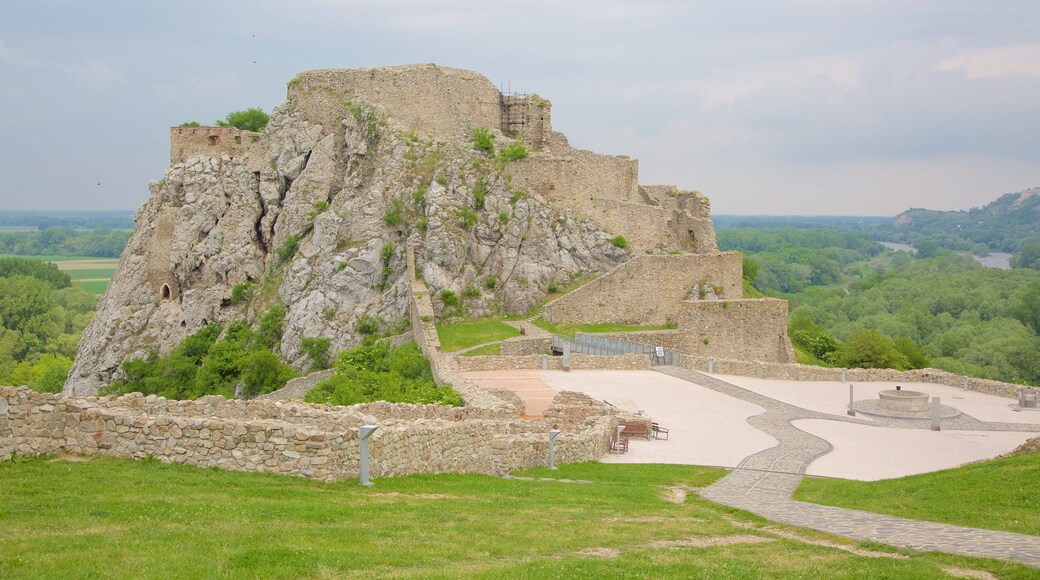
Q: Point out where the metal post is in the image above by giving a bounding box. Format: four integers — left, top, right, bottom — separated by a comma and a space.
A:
548, 429, 561, 470
930, 397, 941, 431
962, 377, 969, 391
358, 424, 378, 486
847, 384, 856, 416
840, 367, 847, 383
707, 357, 715, 374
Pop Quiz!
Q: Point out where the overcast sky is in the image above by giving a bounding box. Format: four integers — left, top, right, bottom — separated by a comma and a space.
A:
1, 1, 1038, 215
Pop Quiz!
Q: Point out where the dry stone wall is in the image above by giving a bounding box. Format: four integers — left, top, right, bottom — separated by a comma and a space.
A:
675, 356, 1030, 400
542, 253, 743, 325
0, 383, 617, 480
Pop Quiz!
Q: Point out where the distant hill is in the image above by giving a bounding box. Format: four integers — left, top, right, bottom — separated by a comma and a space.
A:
876, 188, 1040, 253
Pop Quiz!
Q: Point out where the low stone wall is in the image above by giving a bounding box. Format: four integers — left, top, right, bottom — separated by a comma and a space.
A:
453, 353, 649, 372
675, 356, 1032, 400
501, 337, 552, 356
0, 386, 617, 480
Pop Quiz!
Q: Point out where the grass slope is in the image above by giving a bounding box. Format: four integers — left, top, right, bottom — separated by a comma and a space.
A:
533, 319, 677, 339
436, 319, 520, 352
0, 457, 1032, 578
795, 451, 1040, 536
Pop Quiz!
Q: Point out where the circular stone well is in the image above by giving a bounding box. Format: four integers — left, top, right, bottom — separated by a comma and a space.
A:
879, 389, 929, 413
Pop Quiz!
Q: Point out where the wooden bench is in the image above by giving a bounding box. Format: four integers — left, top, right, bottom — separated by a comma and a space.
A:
618, 421, 652, 441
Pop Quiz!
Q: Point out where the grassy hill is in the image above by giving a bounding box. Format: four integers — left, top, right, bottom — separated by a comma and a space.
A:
876, 188, 1040, 254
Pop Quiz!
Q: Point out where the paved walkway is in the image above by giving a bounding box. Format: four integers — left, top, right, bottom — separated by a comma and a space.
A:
655, 366, 1040, 568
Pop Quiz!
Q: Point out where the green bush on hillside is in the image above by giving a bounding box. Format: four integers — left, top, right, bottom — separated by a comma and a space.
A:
471, 127, 495, 152
304, 341, 461, 406
106, 308, 296, 400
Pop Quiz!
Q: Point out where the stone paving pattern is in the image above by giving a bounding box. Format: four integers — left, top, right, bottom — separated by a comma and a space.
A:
655, 366, 1040, 567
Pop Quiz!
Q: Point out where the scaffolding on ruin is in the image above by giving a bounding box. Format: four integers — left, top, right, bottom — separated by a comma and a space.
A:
499, 91, 528, 137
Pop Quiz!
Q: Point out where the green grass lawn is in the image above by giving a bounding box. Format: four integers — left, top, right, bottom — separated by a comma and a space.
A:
461, 343, 502, 356
74, 279, 110, 295
795, 451, 1040, 536
436, 318, 520, 352
0, 457, 1028, 579
533, 319, 678, 339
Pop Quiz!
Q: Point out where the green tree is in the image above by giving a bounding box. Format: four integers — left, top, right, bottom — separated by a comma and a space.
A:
216, 107, 270, 132
839, 329, 910, 370
0, 258, 71, 288
1010, 280, 1040, 335
0, 275, 60, 359
1010, 239, 1040, 270
300, 337, 332, 371
240, 349, 291, 397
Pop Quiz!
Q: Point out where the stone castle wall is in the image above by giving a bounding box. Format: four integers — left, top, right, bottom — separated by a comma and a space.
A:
289, 65, 504, 144
169, 126, 266, 170
675, 298, 795, 362
542, 253, 744, 325
506, 149, 639, 205
594, 299, 794, 363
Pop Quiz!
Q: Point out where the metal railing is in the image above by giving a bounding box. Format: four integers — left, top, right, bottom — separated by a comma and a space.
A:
551, 334, 681, 366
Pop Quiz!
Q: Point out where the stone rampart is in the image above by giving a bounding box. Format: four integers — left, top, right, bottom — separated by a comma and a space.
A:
289, 65, 502, 143
674, 298, 794, 363
170, 126, 266, 170
506, 149, 639, 205
542, 253, 743, 325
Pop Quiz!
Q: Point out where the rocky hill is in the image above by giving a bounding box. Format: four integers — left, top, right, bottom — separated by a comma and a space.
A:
64, 65, 718, 396
879, 187, 1040, 253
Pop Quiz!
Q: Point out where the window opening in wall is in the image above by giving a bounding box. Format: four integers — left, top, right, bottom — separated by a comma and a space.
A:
208, 135, 218, 145
161, 284, 171, 300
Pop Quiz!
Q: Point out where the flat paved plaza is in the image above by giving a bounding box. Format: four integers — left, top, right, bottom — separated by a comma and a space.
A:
462, 368, 1039, 480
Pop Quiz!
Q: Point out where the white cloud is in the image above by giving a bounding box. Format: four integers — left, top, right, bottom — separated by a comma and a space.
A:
936, 44, 1040, 78
0, 37, 38, 67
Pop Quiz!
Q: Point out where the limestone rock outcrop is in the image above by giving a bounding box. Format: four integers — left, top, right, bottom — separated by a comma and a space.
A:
69, 65, 686, 395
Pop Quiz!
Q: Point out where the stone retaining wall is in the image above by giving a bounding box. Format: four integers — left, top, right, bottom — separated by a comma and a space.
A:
675, 356, 1032, 400
542, 253, 743, 325
501, 337, 552, 356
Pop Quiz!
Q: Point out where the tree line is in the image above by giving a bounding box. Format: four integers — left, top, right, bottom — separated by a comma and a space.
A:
0, 228, 131, 258
0, 258, 98, 392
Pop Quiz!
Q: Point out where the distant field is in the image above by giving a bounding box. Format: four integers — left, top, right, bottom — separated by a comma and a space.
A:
0, 254, 118, 295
